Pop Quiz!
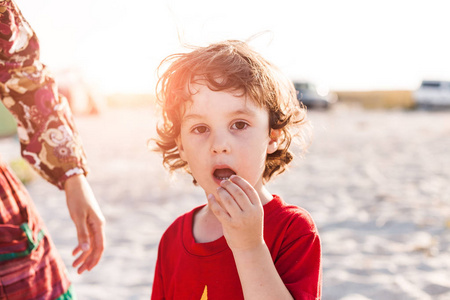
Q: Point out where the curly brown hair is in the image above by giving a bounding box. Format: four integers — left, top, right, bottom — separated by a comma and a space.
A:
154, 40, 310, 184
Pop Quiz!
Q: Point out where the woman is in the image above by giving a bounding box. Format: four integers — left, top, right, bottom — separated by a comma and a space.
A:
0, 1, 105, 299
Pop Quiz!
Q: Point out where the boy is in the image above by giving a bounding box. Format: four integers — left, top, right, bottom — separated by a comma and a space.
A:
152, 40, 321, 299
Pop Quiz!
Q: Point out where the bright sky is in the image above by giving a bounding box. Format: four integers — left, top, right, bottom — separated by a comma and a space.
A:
19, 0, 450, 94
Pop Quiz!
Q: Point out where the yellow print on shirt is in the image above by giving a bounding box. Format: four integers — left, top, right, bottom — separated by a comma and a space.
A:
200, 285, 208, 299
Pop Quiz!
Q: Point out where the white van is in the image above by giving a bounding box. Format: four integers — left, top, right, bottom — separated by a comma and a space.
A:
413, 80, 450, 108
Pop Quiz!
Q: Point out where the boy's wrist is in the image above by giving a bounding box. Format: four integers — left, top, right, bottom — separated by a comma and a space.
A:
230, 241, 267, 260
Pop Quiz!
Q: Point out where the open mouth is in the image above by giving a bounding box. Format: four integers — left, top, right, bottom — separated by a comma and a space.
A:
213, 168, 236, 181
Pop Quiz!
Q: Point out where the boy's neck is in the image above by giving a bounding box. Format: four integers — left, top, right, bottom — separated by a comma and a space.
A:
192, 205, 223, 243
258, 186, 273, 206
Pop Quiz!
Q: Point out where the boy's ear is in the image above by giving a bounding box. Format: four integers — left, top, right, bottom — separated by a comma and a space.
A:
176, 136, 187, 161
267, 129, 281, 154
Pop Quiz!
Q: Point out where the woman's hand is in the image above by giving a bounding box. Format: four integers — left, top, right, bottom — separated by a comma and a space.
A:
64, 174, 105, 274
207, 175, 264, 252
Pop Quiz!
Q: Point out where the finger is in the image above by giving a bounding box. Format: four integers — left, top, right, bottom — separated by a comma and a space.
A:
85, 220, 105, 270
74, 217, 91, 253
72, 245, 82, 257
78, 251, 96, 273
73, 235, 97, 274
219, 179, 251, 210
76, 261, 90, 274
208, 194, 231, 223
72, 250, 90, 273
216, 184, 243, 216
229, 175, 261, 206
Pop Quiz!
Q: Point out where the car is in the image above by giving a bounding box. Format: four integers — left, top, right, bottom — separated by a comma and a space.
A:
293, 81, 337, 109
413, 80, 450, 109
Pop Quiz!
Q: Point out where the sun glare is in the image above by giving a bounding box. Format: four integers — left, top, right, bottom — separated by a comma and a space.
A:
19, 0, 450, 97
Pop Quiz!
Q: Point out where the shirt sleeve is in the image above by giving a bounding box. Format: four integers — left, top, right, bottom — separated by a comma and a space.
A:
275, 213, 322, 300
0, 0, 89, 189
150, 240, 165, 300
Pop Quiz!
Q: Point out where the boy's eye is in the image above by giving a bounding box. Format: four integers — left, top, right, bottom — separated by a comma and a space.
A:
232, 121, 248, 130
193, 126, 208, 134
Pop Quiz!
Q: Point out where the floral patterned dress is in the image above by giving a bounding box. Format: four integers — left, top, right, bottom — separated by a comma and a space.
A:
1, 1, 88, 299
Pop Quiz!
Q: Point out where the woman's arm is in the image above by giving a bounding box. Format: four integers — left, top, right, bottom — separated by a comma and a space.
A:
1, 0, 105, 273
1, 0, 88, 189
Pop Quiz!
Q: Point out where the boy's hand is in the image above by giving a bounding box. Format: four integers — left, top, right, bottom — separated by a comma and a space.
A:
208, 175, 264, 252
209, 176, 294, 299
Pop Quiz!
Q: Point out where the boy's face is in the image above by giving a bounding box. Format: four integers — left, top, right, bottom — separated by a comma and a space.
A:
176, 84, 279, 199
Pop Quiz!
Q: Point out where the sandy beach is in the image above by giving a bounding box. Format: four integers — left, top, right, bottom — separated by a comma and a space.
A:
1, 103, 449, 299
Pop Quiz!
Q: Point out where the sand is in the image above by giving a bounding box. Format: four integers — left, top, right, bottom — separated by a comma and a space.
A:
1, 103, 449, 299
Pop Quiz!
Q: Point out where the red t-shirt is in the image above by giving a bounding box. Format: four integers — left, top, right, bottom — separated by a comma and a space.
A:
151, 195, 321, 300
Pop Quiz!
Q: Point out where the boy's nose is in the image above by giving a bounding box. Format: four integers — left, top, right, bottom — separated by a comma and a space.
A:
212, 146, 229, 154
210, 132, 230, 154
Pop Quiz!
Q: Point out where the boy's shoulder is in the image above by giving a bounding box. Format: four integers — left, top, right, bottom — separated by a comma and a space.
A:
268, 195, 319, 235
